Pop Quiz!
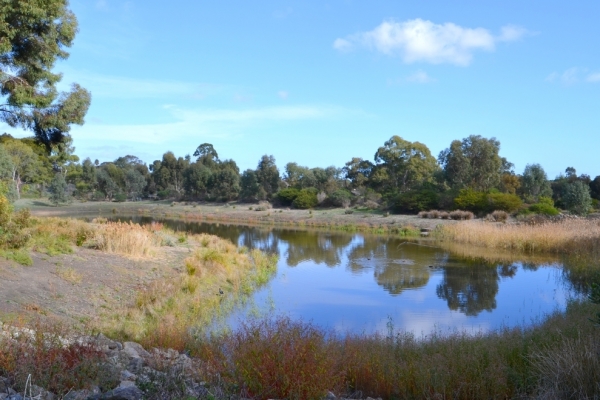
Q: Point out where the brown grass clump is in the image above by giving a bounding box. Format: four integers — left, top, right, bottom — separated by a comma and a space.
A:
439, 218, 600, 255
490, 210, 509, 223
439, 211, 450, 219
450, 210, 475, 220
92, 221, 161, 257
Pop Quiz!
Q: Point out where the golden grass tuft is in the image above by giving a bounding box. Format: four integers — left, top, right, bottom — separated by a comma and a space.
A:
92, 221, 161, 257
439, 218, 600, 255
55, 266, 83, 284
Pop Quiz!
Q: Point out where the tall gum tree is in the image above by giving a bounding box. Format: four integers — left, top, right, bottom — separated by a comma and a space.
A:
0, 0, 90, 152
372, 135, 438, 194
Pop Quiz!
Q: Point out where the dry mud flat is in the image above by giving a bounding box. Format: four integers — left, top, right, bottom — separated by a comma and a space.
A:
18, 199, 454, 231
0, 244, 189, 326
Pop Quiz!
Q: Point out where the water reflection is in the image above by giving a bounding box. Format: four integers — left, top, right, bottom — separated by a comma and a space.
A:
103, 215, 580, 333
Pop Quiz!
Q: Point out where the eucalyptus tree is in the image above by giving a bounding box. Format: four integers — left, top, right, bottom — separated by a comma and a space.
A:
255, 155, 280, 200
520, 164, 552, 202
372, 135, 438, 194
438, 135, 511, 192
0, 0, 90, 152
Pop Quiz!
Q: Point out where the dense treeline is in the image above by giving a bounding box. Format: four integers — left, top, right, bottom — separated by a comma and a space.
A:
0, 133, 598, 215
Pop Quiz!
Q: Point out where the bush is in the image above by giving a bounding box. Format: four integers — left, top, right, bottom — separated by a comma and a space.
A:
453, 189, 488, 213
454, 189, 521, 214
486, 192, 522, 213
292, 189, 318, 209
329, 189, 353, 208
113, 193, 126, 202
563, 181, 593, 215
529, 203, 560, 216
487, 210, 508, 222
393, 189, 439, 213
449, 210, 474, 220
276, 188, 300, 206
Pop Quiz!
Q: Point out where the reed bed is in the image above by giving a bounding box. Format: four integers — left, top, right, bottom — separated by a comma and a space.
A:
92, 221, 162, 257
438, 218, 600, 255
99, 233, 278, 349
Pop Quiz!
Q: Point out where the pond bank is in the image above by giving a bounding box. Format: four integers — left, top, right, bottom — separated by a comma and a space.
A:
16, 198, 454, 234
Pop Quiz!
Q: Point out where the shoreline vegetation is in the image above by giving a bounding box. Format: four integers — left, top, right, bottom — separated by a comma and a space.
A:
1, 203, 600, 398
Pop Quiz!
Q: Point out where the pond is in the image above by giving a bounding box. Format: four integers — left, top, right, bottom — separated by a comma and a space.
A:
110, 216, 579, 336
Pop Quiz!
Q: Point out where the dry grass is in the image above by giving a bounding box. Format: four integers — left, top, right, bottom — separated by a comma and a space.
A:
91, 221, 162, 257
99, 233, 278, 349
55, 266, 83, 284
438, 218, 600, 255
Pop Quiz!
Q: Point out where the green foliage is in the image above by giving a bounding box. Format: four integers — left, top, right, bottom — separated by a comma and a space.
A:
329, 188, 353, 207
276, 188, 301, 206
563, 181, 593, 215
529, 197, 560, 216
113, 193, 126, 202
255, 155, 280, 199
521, 163, 552, 202
373, 135, 439, 193
0, 1, 91, 151
292, 188, 318, 209
439, 135, 512, 191
486, 192, 522, 213
453, 189, 521, 214
48, 173, 69, 205
393, 189, 439, 213
454, 189, 488, 213
239, 169, 260, 201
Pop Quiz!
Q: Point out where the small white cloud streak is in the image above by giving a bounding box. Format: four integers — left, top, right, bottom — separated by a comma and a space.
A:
546, 67, 600, 85
587, 72, 600, 82
277, 90, 289, 99
56, 69, 222, 99
334, 19, 527, 66
406, 70, 434, 83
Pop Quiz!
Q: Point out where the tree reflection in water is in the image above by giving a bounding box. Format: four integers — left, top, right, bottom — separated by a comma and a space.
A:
106, 216, 580, 321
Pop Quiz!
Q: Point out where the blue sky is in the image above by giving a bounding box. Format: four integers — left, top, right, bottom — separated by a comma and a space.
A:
3, 1, 600, 178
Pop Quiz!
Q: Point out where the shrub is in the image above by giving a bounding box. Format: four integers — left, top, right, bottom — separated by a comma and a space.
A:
292, 189, 318, 209
490, 210, 508, 222
201, 317, 344, 400
453, 189, 487, 213
417, 211, 428, 218
276, 188, 300, 206
529, 203, 560, 216
449, 210, 474, 220
486, 192, 522, 213
563, 181, 593, 215
329, 189, 353, 208
454, 189, 521, 214
113, 193, 126, 202
317, 191, 327, 204
393, 189, 439, 213
440, 211, 450, 219
254, 201, 272, 211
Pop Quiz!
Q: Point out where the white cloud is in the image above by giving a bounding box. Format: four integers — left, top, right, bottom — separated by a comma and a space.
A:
587, 72, 600, 82
56, 69, 223, 99
406, 70, 435, 83
546, 67, 600, 85
95, 0, 108, 10
277, 90, 289, 100
334, 19, 527, 66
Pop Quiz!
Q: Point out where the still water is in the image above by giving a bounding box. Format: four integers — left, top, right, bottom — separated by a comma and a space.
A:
113, 216, 576, 336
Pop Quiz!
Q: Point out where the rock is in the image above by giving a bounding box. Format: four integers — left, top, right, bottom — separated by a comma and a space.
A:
119, 370, 136, 382
325, 391, 337, 399
94, 334, 122, 352
30, 385, 56, 400
6, 395, 22, 400
126, 357, 144, 374
123, 342, 149, 358
63, 390, 94, 400
98, 385, 143, 400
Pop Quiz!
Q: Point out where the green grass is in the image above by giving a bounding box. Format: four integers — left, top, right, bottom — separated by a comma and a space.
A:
0, 249, 33, 266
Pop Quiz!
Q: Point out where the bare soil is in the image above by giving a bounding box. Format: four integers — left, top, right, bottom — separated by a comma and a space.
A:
0, 240, 191, 327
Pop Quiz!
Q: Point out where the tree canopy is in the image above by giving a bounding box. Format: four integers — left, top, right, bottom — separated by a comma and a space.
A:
0, 0, 90, 152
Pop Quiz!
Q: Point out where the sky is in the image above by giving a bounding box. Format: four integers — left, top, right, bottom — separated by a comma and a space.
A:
2, 0, 599, 178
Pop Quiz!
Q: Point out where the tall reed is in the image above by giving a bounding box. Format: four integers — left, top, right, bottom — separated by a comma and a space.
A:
438, 219, 600, 255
